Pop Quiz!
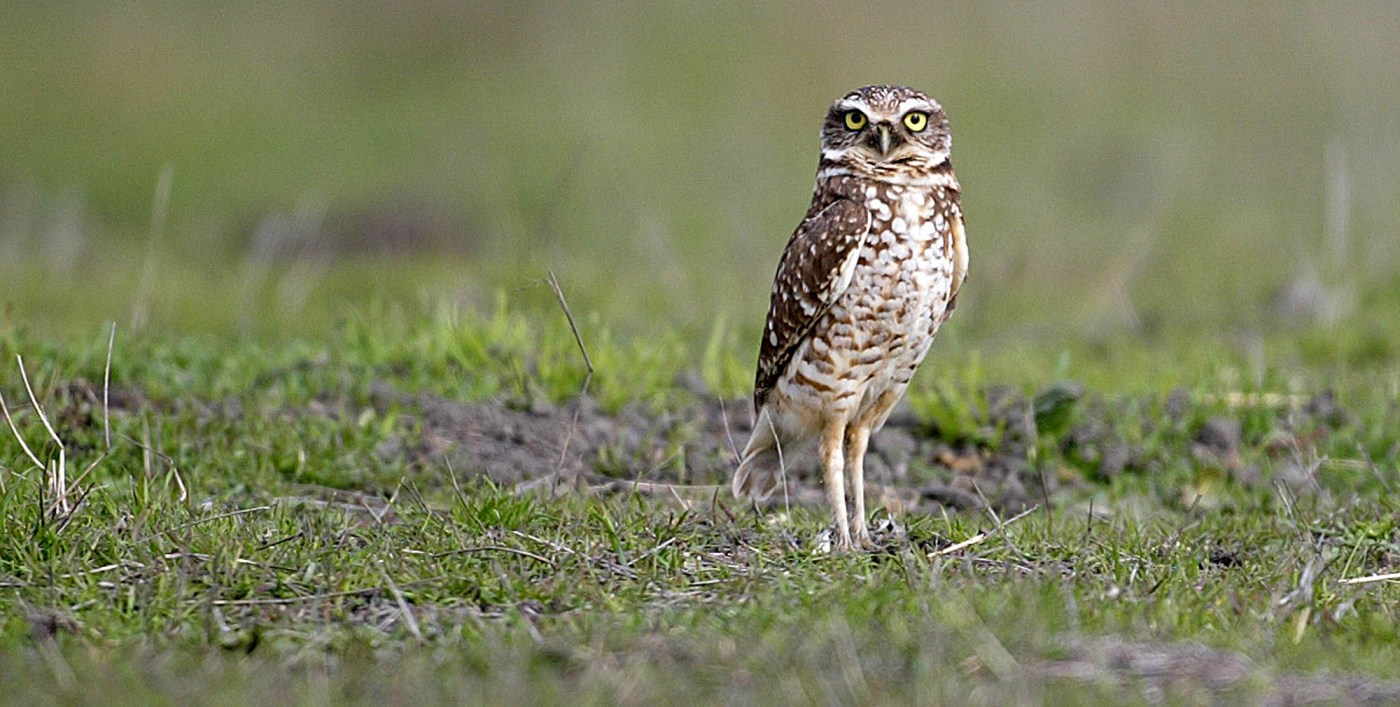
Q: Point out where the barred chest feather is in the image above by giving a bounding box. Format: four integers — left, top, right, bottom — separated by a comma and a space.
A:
776, 180, 958, 423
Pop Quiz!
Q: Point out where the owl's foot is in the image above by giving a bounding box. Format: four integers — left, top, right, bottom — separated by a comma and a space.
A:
813, 527, 856, 554
853, 528, 878, 552
851, 515, 874, 550
815, 525, 897, 554
851, 515, 906, 553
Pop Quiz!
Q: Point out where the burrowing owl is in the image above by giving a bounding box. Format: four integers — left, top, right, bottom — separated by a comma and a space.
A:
733, 85, 968, 552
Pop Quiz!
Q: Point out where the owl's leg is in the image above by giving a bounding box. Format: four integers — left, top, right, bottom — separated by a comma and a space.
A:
819, 417, 852, 552
845, 423, 874, 549
848, 389, 900, 550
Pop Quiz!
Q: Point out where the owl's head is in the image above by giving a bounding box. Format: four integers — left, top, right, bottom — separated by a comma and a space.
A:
819, 85, 951, 181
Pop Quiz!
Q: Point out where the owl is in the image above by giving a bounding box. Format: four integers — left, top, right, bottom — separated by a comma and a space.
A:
733, 85, 968, 552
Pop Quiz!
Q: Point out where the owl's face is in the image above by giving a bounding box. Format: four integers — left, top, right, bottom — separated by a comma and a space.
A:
819, 85, 951, 181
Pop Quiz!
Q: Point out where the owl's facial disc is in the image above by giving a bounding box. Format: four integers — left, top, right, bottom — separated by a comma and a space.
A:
823, 89, 950, 177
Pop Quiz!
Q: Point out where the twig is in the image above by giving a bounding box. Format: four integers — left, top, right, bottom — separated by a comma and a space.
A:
131, 164, 174, 330
928, 504, 1039, 559
103, 322, 116, 449
50, 450, 66, 515
546, 270, 593, 374
65, 450, 109, 499
432, 545, 556, 567
18, 354, 67, 513
380, 566, 423, 642
143, 505, 273, 540
0, 389, 44, 471
374, 474, 409, 526
114, 429, 186, 503
591, 479, 724, 497
764, 412, 790, 516
508, 530, 581, 558
710, 486, 735, 525
1356, 442, 1395, 494
400, 477, 435, 517
717, 397, 740, 462
972, 482, 1033, 564
116, 430, 177, 466
161, 551, 293, 573
51, 483, 97, 536
545, 271, 594, 494
444, 454, 471, 509
169, 464, 187, 504
1082, 497, 1095, 546
1339, 571, 1400, 586
627, 537, 678, 567
1036, 466, 1053, 525
58, 559, 145, 579
998, 504, 1042, 530
208, 576, 444, 606
17, 356, 62, 451
255, 531, 304, 552
930, 531, 989, 557
630, 452, 681, 494
509, 529, 636, 579
668, 484, 692, 510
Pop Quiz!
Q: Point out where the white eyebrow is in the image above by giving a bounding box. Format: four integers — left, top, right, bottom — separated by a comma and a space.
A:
834, 99, 872, 114
897, 98, 934, 114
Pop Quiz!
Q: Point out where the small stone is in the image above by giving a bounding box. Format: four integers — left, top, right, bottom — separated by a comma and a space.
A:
1196, 417, 1242, 455
1098, 442, 1130, 480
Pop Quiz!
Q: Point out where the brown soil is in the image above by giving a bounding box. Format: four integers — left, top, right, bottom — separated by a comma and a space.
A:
358, 379, 1375, 515
366, 381, 1069, 514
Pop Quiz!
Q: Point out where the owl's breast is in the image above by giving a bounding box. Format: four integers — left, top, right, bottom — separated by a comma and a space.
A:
770, 182, 961, 425
840, 184, 957, 331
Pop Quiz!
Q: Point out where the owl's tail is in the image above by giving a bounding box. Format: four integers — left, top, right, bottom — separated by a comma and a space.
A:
732, 408, 786, 501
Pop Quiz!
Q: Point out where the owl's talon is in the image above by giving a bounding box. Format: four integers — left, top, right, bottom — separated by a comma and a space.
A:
853, 532, 877, 552
814, 527, 857, 554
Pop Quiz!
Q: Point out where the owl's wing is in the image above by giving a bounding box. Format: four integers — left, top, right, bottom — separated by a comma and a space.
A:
753, 195, 872, 411
942, 190, 968, 321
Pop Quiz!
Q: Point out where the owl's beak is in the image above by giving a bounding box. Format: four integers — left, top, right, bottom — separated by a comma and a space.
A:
877, 125, 894, 157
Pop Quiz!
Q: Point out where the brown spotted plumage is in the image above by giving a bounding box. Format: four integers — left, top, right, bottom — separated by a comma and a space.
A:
733, 85, 968, 552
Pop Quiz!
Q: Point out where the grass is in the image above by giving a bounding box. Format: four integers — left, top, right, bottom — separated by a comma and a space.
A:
4, 2, 1400, 702
2, 305, 1399, 703
9, 487, 1400, 704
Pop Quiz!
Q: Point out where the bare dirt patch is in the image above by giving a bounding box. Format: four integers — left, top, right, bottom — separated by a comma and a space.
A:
367, 382, 1068, 514
41, 374, 1372, 516
355, 380, 1376, 515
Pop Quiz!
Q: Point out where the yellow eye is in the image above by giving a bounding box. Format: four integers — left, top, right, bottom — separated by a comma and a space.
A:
904, 112, 929, 132
843, 110, 867, 131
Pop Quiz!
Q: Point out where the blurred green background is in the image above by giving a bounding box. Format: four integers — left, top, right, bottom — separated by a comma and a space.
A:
3, 1, 1398, 365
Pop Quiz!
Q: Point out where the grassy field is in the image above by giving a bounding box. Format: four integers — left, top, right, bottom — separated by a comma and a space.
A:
4, 2, 1400, 704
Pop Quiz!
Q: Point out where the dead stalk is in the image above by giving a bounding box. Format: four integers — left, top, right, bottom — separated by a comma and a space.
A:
131, 164, 174, 331
546, 270, 594, 492
431, 545, 556, 567
929, 504, 1039, 559
380, 566, 424, 642
103, 322, 115, 449
17, 355, 67, 513
1339, 571, 1400, 586
0, 389, 44, 471
142, 505, 273, 540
